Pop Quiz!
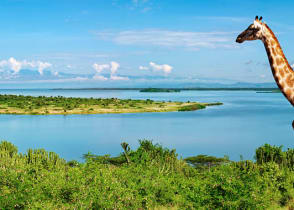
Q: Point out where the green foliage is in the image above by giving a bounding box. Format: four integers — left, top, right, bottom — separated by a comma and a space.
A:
178, 104, 206, 111
140, 88, 181, 92
256, 144, 294, 170
0, 141, 18, 158
1, 141, 294, 208
185, 154, 229, 169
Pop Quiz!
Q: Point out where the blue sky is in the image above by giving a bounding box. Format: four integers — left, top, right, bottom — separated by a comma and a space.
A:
0, 0, 294, 87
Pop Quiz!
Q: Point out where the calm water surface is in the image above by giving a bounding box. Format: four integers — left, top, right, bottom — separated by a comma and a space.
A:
0, 89, 293, 161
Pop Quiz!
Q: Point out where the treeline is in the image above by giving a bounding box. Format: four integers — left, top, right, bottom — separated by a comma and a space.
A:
0, 94, 155, 111
54, 87, 280, 91
1, 140, 294, 209
140, 88, 181, 93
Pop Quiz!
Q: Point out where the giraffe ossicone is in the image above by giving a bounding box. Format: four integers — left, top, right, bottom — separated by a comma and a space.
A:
236, 16, 294, 106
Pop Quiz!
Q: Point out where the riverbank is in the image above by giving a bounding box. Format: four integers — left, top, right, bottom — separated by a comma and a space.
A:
0, 94, 222, 115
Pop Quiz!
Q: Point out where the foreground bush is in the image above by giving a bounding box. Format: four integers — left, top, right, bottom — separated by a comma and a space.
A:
0, 140, 294, 209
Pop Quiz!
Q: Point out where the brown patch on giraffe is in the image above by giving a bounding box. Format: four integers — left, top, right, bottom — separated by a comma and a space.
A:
271, 48, 277, 56
276, 58, 281, 66
270, 39, 276, 46
279, 68, 285, 77
277, 49, 284, 57
286, 75, 294, 88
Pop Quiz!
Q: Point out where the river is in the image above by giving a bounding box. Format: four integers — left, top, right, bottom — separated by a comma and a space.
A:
0, 89, 292, 161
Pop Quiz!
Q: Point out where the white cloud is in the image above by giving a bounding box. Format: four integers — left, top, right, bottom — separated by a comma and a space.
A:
149, 62, 173, 74
53, 71, 59, 76
110, 61, 120, 74
92, 61, 128, 81
0, 57, 52, 75
95, 29, 236, 50
92, 63, 110, 73
93, 74, 108, 81
110, 75, 129, 81
109, 62, 129, 80
36, 61, 52, 75
139, 65, 149, 70
8, 57, 22, 73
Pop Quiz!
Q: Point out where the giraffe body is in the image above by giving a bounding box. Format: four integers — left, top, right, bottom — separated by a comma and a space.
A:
236, 17, 294, 106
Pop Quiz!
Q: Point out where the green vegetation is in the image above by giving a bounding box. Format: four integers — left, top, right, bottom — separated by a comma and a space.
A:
178, 102, 222, 111
55, 87, 280, 91
178, 103, 206, 111
1, 140, 294, 209
0, 94, 221, 115
140, 88, 181, 93
256, 89, 281, 93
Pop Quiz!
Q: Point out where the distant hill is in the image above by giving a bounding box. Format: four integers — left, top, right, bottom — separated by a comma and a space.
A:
0, 69, 278, 89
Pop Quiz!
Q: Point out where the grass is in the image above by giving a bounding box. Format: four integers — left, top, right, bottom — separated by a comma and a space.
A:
0, 94, 222, 115
1, 140, 294, 209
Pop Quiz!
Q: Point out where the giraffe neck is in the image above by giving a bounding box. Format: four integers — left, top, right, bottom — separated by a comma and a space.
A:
262, 25, 294, 106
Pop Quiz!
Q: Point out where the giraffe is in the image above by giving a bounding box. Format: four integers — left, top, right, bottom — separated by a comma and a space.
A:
236, 16, 294, 128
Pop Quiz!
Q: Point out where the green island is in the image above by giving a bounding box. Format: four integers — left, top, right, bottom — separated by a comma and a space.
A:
0, 94, 222, 115
1, 140, 294, 209
140, 88, 181, 93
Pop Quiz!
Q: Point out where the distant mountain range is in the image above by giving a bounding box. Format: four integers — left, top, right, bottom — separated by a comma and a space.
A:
0, 69, 278, 89
135, 82, 278, 89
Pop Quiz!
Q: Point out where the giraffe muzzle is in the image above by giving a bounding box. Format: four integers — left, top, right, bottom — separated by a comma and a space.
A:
236, 36, 243, 43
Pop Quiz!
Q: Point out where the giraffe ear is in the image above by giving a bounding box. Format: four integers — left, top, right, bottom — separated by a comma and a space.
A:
255, 16, 258, 21
259, 16, 263, 21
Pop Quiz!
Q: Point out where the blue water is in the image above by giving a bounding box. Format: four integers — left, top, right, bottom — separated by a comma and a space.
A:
0, 89, 293, 161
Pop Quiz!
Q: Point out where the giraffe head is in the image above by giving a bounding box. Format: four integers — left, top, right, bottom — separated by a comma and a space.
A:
236, 16, 265, 43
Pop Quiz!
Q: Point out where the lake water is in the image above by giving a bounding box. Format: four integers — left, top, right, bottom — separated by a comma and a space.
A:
0, 89, 293, 161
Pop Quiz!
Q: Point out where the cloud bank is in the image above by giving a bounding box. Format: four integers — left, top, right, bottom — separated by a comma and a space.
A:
0, 57, 52, 75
